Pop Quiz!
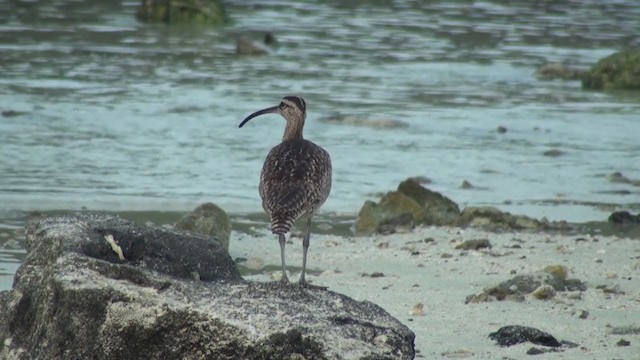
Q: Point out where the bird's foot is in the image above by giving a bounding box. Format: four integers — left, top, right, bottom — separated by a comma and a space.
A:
279, 273, 290, 285
298, 278, 327, 290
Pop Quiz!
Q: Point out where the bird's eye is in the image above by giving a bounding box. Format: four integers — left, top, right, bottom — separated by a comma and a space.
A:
279, 102, 287, 109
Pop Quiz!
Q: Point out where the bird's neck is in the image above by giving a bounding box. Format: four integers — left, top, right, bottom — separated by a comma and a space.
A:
282, 118, 305, 141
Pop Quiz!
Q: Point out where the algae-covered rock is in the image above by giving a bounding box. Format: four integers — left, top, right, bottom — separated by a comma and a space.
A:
354, 192, 425, 235
136, 0, 228, 25
459, 206, 543, 230
535, 63, 585, 81
175, 202, 231, 250
397, 179, 460, 225
355, 179, 462, 235
582, 49, 640, 90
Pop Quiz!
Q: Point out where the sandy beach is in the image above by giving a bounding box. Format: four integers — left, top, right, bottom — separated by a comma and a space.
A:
233, 224, 640, 359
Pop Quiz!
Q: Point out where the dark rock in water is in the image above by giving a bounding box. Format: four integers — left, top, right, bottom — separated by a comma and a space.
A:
582, 49, 640, 90
460, 179, 474, 189
0, 214, 415, 360
542, 149, 565, 157
318, 113, 409, 129
496, 125, 507, 133
236, 36, 272, 56
607, 171, 640, 186
136, 0, 228, 25
608, 211, 640, 224
489, 325, 561, 347
535, 63, 585, 81
175, 202, 231, 250
1, 110, 28, 117
355, 179, 460, 235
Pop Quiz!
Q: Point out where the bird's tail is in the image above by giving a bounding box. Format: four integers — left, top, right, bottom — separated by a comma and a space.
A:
270, 216, 294, 234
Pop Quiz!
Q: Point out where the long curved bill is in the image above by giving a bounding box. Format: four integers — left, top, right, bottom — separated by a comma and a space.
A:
238, 106, 279, 128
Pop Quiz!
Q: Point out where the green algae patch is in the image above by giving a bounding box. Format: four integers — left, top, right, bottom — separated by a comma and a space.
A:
582, 49, 640, 90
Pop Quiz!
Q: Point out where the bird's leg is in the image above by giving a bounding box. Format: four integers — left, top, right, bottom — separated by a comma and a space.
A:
298, 217, 312, 287
278, 233, 289, 283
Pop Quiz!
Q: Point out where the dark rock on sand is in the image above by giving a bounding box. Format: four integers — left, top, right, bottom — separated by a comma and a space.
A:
355, 179, 460, 235
175, 202, 231, 250
582, 49, 640, 90
136, 0, 228, 25
0, 213, 415, 360
608, 211, 640, 225
616, 339, 631, 346
489, 325, 561, 347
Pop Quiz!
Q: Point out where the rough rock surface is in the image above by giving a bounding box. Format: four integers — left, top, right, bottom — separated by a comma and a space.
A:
458, 206, 544, 230
0, 213, 415, 360
136, 0, 228, 25
489, 325, 562, 347
465, 268, 586, 303
354, 179, 460, 235
535, 63, 585, 80
175, 202, 232, 250
355, 179, 548, 234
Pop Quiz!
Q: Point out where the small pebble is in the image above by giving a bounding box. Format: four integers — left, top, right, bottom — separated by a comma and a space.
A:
324, 240, 339, 247
605, 271, 618, 279
531, 285, 556, 300
409, 303, 425, 316
578, 310, 589, 319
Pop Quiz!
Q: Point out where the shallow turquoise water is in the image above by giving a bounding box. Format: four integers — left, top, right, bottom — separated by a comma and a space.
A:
1, 0, 640, 225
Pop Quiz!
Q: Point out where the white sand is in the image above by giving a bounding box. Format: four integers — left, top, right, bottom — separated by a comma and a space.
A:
231, 226, 640, 359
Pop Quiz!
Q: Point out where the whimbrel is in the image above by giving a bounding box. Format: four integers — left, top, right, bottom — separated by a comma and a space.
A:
239, 96, 332, 286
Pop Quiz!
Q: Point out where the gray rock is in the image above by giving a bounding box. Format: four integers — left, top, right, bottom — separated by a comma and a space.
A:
459, 206, 544, 230
466, 270, 586, 303
175, 202, 231, 250
0, 213, 415, 360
